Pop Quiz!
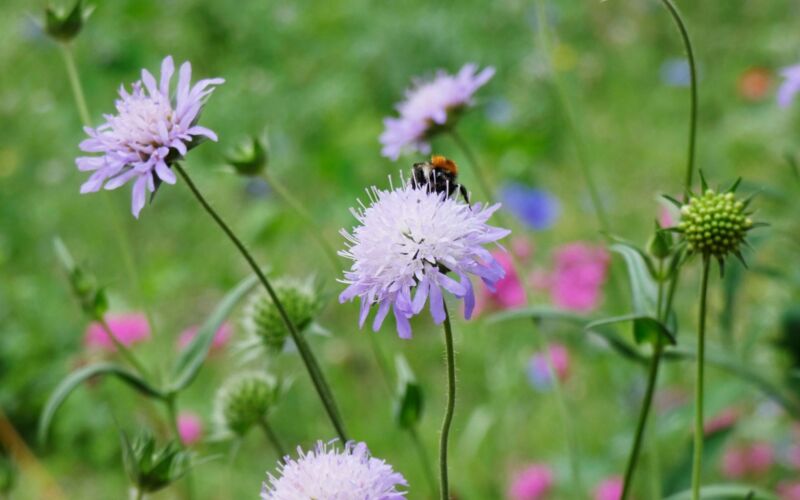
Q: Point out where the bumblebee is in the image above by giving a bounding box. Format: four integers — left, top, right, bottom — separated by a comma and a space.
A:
411, 155, 470, 204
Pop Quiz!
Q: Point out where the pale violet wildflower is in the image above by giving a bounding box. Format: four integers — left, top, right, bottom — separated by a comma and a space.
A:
76, 56, 224, 217
380, 64, 495, 160
261, 441, 408, 500
778, 64, 800, 108
339, 179, 509, 338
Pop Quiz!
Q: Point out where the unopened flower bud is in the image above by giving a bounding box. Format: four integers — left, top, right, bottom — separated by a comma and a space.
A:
215, 373, 278, 436
678, 188, 756, 259
120, 430, 190, 495
243, 277, 321, 351
226, 135, 268, 177
44, 0, 94, 43
647, 228, 672, 260
54, 238, 108, 318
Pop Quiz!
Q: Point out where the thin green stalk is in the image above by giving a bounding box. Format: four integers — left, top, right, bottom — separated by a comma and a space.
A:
448, 129, 494, 203
657, 0, 698, 194
438, 304, 456, 500
532, 0, 610, 233
174, 164, 348, 442
691, 257, 711, 500
58, 43, 91, 127
534, 322, 582, 498
258, 417, 287, 458
99, 318, 151, 380
262, 171, 340, 271
409, 425, 438, 499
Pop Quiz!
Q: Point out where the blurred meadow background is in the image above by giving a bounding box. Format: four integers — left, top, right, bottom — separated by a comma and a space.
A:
2, 0, 800, 498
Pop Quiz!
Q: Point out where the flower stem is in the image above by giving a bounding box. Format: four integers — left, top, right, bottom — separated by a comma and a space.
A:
448, 129, 495, 203
410, 425, 438, 499
258, 417, 287, 459
262, 171, 340, 271
58, 43, 91, 128
657, 0, 698, 195
99, 317, 151, 381
174, 164, 348, 442
691, 257, 711, 500
531, 0, 610, 233
438, 303, 456, 500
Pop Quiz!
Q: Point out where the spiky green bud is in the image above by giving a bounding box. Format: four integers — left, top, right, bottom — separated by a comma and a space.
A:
243, 277, 321, 351
678, 189, 753, 259
120, 430, 191, 495
54, 237, 108, 319
44, 0, 94, 42
215, 373, 278, 436
226, 134, 268, 177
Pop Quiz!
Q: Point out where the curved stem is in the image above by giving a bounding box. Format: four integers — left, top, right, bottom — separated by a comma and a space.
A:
262, 171, 340, 271
438, 304, 456, 500
691, 257, 711, 500
531, 0, 610, 232
174, 164, 348, 442
658, 0, 698, 194
99, 318, 151, 381
58, 43, 91, 127
258, 417, 287, 458
410, 425, 438, 499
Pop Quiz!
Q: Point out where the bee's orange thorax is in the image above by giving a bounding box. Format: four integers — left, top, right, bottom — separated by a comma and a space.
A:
431, 155, 458, 175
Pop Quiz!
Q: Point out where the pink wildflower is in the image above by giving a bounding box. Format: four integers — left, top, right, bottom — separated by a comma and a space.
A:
177, 412, 203, 446
508, 464, 553, 500
551, 243, 609, 312
594, 477, 623, 500
85, 313, 150, 351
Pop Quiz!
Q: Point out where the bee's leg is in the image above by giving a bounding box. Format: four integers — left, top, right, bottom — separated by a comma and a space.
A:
459, 184, 471, 207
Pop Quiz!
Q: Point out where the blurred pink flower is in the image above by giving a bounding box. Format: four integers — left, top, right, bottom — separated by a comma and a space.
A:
779, 481, 800, 500
704, 408, 739, 436
659, 204, 676, 228
508, 464, 553, 500
721, 442, 775, 478
85, 313, 150, 351
527, 344, 570, 390
177, 412, 203, 446
177, 322, 232, 351
550, 243, 609, 312
594, 477, 623, 500
488, 251, 526, 310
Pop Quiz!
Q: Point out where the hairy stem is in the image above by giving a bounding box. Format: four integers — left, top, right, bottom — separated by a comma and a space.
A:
691, 257, 711, 500
439, 304, 456, 500
259, 417, 287, 459
174, 164, 348, 442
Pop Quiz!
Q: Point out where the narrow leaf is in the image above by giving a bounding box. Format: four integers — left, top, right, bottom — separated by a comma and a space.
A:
662, 194, 684, 209
611, 244, 659, 315
663, 483, 777, 500
168, 275, 258, 393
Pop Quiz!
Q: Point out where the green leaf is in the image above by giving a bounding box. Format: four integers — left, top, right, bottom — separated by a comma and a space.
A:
393, 355, 424, 429
662, 194, 683, 208
611, 244, 658, 315
585, 314, 675, 348
485, 306, 588, 326
39, 363, 164, 445
168, 275, 258, 393
663, 484, 777, 500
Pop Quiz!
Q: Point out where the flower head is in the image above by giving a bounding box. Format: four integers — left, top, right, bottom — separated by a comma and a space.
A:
261, 440, 407, 500
508, 464, 553, 500
85, 313, 150, 351
594, 477, 623, 500
76, 56, 224, 217
215, 372, 278, 436
380, 64, 494, 160
778, 64, 800, 108
500, 183, 560, 230
551, 243, 609, 312
339, 179, 510, 338
244, 277, 321, 351
177, 412, 203, 446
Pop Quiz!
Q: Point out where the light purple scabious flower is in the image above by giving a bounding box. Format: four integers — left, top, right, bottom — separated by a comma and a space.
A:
380, 64, 495, 160
261, 441, 408, 500
76, 56, 224, 218
778, 64, 800, 108
339, 179, 510, 338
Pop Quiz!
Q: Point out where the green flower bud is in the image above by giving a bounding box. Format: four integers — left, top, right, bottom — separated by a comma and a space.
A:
120, 430, 191, 495
243, 277, 321, 351
45, 0, 94, 43
678, 188, 755, 260
647, 228, 672, 260
54, 237, 108, 318
226, 135, 268, 177
215, 372, 278, 436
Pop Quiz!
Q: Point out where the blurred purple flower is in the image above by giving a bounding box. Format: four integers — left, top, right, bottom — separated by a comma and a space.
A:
85, 313, 150, 351
76, 56, 224, 217
500, 183, 560, 230
527, 343, 570, 390
380, 64, 494, 160
177, 322, 232, 352
593, 477, 623, 500
660, 58, 691, 87
550, 243, 609, 312
778, 65, 800, 108
261, 440, 407, 499
339, 181, 509, 338
177, 412, 203, 446
508, 464, 553, 500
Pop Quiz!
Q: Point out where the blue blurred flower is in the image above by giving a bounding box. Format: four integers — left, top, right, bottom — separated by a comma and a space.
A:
660, 58, 691, 87
500, 183, 559, 230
